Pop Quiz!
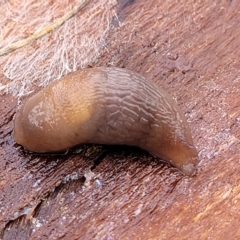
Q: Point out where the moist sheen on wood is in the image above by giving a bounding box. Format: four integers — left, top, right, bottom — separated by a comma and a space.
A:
14, 67, 199, 175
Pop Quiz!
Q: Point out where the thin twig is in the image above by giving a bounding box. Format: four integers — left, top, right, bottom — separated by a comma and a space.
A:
0, 0, 89, 56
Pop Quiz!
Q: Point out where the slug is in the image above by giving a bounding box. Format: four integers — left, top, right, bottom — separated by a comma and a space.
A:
14, 67, 199, 176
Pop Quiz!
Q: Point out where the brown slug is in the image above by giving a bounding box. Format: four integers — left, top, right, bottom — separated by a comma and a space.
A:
14, 67, 199, 176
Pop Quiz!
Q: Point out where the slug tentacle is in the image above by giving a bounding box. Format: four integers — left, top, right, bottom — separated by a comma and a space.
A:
14, 67, 199, 176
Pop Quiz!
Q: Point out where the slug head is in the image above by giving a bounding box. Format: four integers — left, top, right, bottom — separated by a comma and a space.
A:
13, 70, 99, 153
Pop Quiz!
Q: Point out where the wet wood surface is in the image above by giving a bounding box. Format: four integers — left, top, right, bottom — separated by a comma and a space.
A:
1, 0, 240, 239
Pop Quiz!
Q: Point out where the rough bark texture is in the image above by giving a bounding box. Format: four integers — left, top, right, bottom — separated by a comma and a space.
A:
1, 0, 240, 239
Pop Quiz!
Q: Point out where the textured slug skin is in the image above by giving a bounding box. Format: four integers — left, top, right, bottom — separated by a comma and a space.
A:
14, 67, 199, 176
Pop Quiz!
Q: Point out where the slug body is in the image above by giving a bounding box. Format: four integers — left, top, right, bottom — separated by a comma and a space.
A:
14, 67, 199, 175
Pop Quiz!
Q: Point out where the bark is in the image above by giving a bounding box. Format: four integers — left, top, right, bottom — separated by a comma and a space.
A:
1, 0, 240, 239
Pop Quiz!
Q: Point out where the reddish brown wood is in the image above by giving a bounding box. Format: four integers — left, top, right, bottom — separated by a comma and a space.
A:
1, 0, 240, 239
